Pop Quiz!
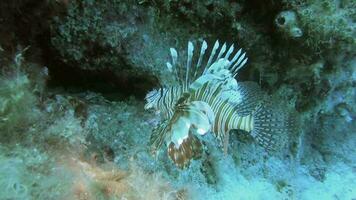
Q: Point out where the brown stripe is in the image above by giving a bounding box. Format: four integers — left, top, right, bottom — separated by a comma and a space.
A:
224, 106, 234, 132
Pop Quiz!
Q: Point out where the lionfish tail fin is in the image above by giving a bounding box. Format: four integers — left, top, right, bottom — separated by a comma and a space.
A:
251, 101, 295, 152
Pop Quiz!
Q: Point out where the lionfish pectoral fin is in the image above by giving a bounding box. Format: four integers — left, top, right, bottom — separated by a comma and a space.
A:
166, 101, 214, 167
149, 120, 169, 156
169, 101, 213, 145
168, 133, 203, 169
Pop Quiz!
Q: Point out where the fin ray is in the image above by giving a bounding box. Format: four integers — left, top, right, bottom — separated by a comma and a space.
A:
149, 119, 169, 155
216, 42, 227, 61
205, 40, 220, 72
194, 40, 208, 80
168, 133, 202, 168
251, 100, 294, 152
231, 52, 247, 75
224, 44, 234, 59
186, 41, 194, 85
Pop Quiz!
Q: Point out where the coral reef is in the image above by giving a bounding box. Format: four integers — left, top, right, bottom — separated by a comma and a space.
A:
0, 0, 355, 199
51, 0, 137, 71
50, 0, 196, 85
294, 0, 355, 53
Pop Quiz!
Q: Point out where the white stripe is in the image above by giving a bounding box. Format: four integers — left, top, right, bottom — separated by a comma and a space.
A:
205, 40, 219, 72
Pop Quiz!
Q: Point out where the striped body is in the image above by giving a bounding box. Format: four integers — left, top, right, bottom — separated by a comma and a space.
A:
190, 84, 254, 142
145, 84, 188, 119
149, 82, 255, 140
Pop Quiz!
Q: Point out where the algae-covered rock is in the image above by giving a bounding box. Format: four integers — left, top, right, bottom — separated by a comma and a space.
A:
0, 0, 355, 199
50, 0, 199, 85
51, 0, 137, 71
286, 0, 355, 54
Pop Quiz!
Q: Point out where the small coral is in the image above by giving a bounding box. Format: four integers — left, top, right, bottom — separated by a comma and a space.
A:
275, 10, 303, 38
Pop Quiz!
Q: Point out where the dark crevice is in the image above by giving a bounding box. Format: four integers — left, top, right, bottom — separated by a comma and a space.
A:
1, 1, 157, 102
46, 63, 158, 101
42, 31, 158, 101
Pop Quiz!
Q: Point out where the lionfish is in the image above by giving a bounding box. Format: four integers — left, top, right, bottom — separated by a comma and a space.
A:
145, 40, 293, 168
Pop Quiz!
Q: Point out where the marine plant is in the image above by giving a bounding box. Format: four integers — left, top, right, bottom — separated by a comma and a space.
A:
0, 50, 38, 137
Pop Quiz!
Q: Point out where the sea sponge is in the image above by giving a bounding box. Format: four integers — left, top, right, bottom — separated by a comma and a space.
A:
275, 10, 303, 38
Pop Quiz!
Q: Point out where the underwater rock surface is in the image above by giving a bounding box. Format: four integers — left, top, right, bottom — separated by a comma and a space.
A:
0, 0, 355, 199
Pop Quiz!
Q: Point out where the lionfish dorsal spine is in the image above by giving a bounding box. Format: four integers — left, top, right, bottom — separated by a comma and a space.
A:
169, 47, 180, 83
216, 42, 227, 61
205, 40, 220, 74
167, 40, 249, 88
194, 40, 208, 80
166, 62, 173, 72
229, 48, 242, 65
231, 53, 247, 76
186, 41, 194, 86
224, 44, 234, 59
170, 47, 178, 66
